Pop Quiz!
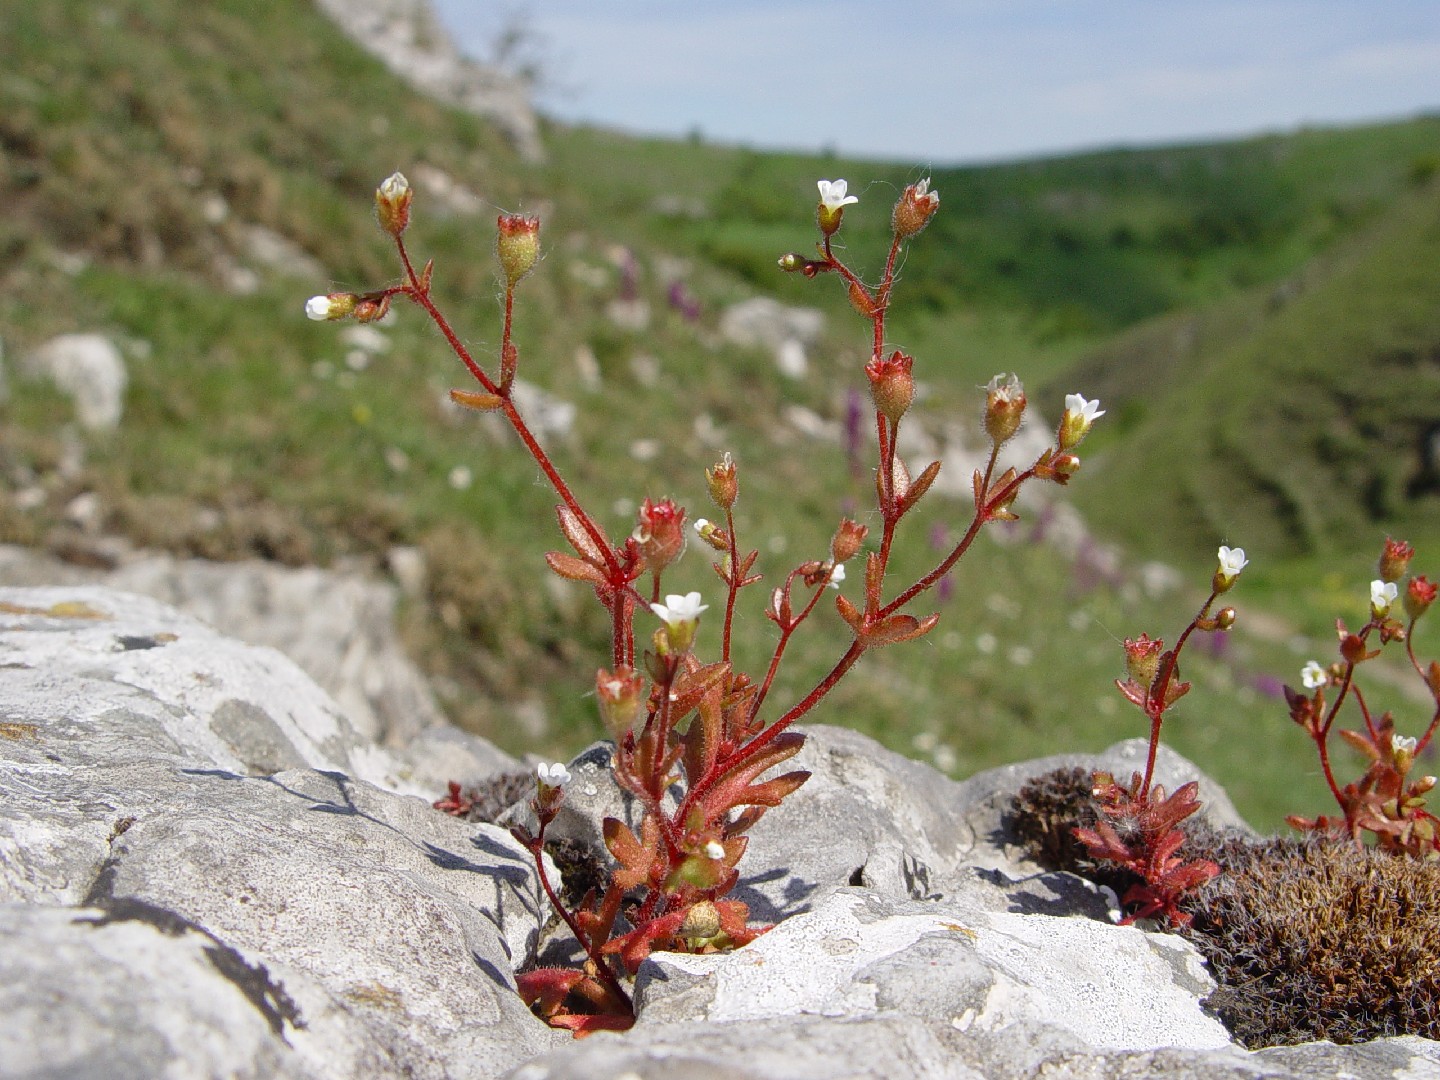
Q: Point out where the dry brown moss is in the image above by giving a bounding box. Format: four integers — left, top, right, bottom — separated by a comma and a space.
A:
1189, 836, 1440, 1047
1010, 768, 1440, 1048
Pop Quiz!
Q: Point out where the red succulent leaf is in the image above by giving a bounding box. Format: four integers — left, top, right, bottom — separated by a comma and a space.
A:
603, 908, 688, 973
545, 551, 608, 585
516, 967, 588, 1017
549, 1012, 636, 1036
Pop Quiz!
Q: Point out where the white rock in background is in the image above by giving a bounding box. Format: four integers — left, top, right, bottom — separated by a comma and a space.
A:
23, 333, 128, 431
313, 0, 543, 162
719, 296, 825, 378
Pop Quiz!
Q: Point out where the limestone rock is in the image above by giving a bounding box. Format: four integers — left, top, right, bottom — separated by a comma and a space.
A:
719, 297, 825, 378
0, 544, 447, 750
313, 0, 543, 162
1, 585, 1434, 1079
0, 585, 561, 1078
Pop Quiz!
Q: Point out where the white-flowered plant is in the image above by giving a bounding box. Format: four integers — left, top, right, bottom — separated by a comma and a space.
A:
1300, 660, 1328, 690
536, 761, 572, 788
1217, 545, 1248, 584
1370, 579, 1398, 615
816, 178, 858, 210
651, 591, 708, 629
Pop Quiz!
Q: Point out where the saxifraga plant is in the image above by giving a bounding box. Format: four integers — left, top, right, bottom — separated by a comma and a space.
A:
308, 173, 1106, 1033
1012, 535, 1439, 1046
1282, 537, 1439, 858
1067, 547, 1249, 928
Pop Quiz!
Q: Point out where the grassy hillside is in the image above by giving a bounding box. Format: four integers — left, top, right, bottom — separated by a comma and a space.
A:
1, 0, 1436, 831
1069, 181, 1440, 565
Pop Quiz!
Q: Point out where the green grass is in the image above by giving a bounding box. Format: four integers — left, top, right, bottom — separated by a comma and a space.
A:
2, 0, 1438, 833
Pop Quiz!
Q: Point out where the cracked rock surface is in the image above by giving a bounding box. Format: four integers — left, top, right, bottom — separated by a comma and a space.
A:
1, 584, 1436, 1079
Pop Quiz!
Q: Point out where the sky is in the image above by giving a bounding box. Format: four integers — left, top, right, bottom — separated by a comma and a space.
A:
432, 1, 1440, 165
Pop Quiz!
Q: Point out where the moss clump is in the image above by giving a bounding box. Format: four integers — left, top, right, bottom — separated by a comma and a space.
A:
1009, 769, 1440, 1047
1188, 836, 1440, 1047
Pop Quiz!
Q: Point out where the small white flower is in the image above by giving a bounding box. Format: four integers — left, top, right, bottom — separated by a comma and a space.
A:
378, 171, 409, 201
306, 295, 335, 321
1300, 661, 1327, 690
827, 562, 846, 589
536, 761, 571, 788
693, 518, 710, 535
651, 591, 708, 628
817, 179, 858, 210
703, 840, 726, 860
1393, 735, 1418, 755
1064, 393, 1105, 424
1371, 579, 1398, 614
1216, 546, 1248, 583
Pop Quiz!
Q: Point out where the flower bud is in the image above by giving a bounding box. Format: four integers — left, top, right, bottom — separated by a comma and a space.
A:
1123, 634, 1164, 688
1405, 575, 1436, 622
375, 171, 412, 238
1214, 606, 1236, 631
496, 213, 541, 287
596, 667, 646, 741
778, 252, 805, 273
1378, 537, 1414, 583
634, 498, 687, 573
352, 294, 392, 323
1340, 632, 1370, 665
706, 453, 738, 510
830, 518, 868, 565
1049, 452, 1081, 484
892, 178, 939, 239
679, 899, 722, 942
865, 350, 915, 425
693, 518, 729, 552
305, 293, 358, 321
983, 373, 1026, 445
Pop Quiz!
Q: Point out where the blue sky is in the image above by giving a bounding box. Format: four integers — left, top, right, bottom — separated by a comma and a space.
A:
433, 1, 1440, 163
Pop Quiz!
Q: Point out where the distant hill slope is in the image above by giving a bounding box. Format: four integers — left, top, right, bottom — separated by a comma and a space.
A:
1066, 180, 1440, 561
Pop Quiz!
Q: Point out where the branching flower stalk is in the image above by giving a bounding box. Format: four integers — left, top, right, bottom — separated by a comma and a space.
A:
310, 171, 1104, 1032
1073, 546, 1245, 928
1283, 537, 1439, 857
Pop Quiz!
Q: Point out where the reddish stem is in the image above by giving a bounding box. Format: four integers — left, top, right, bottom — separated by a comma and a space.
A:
529, 819, 632, 1014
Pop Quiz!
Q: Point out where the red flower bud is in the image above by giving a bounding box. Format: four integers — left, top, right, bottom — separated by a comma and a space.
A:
1378, 537, 1414, 583
831, 518, 869, 565
865, 350, 915, 425
984, 373, 1026, 445
634, 497, 687, 573
375, 172, 412, 238
1123, 634, 1164, 688
596, 667, 646, 741
706, 453, 738, 510
892, 178, 939, 239
497, 213, 541, 287
1406, 575, 1436, 622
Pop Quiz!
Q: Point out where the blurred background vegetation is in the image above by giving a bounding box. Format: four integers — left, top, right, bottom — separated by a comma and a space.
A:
2, 0, 1438, 830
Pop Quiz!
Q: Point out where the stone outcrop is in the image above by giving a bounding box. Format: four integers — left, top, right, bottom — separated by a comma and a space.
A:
2, 585, 1435, 1078
0, 544, 446, 749
312, 0, 543, 162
